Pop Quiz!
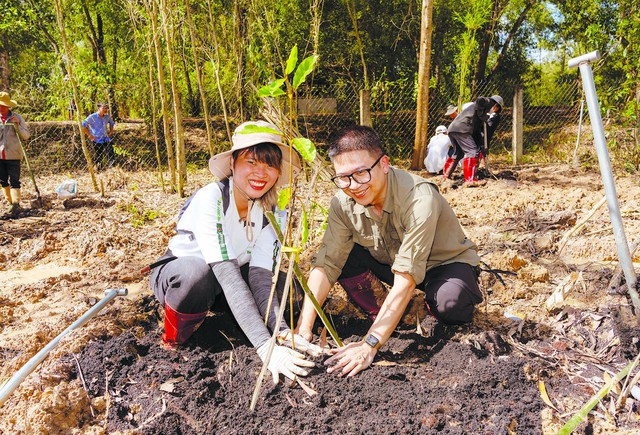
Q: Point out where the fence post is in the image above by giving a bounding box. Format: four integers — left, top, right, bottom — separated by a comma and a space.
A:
512, 85, 523, 164
359, 89, 372, 127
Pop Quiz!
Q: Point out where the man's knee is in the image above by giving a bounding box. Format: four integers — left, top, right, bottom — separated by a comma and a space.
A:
434, 294, 476, 324
428, 279, 482, 324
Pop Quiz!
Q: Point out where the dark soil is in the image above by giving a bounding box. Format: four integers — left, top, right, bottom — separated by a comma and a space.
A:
74, 296, 544, 434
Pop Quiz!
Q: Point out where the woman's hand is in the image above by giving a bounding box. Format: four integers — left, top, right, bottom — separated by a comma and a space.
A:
277, 330, 324, 357
324, 340, 376, 377
257, 342, 315, 385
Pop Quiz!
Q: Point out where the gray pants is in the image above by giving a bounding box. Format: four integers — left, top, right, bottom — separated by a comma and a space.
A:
448, 131, 481, 159
150, 254, 224, 314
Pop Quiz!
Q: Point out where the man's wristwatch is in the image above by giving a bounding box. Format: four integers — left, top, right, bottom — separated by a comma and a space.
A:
363, 333, 382, 350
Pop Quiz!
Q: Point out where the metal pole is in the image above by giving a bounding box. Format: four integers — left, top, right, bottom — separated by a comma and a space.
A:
0, 288, 128, 407
572, 98, 585, 166
568, 51, 640, 311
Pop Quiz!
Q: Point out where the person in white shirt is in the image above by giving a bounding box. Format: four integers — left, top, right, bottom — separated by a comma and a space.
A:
149, 120, 319, 384
424, 125, 451, 174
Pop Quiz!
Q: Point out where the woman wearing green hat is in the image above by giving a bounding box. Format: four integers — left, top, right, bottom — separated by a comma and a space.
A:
0, 92, 30, 213
149, 120, 320, 384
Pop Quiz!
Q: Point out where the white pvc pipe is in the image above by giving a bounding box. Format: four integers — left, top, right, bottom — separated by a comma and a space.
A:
0, 288, 128, 407
568, 51, 640, 311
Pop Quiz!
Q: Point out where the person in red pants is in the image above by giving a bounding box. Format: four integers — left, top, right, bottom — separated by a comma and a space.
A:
443, 95, 503, 186
295, 125, 483, 377
150, 120, 319, 384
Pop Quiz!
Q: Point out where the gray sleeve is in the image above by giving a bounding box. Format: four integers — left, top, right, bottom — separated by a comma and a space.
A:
209, 260, 270, 348
249, 266, 287, 334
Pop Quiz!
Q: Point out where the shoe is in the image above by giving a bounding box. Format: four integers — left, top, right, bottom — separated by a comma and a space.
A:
442, 157, 458, 180
162, 304, 207, 345
338, 271, 386, 320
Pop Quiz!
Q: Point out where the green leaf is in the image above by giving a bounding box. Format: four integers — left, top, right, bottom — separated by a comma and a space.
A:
236, 124, 282, 136
278, 187, 291, 210
285, 45, 298, 75
257, 78, 286, 98
291, 137, 316, 163
301, 203, 309, 245
292, 55, 318, 91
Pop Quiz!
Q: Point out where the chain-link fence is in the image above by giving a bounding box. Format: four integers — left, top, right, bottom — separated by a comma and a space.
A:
18, 78, 596, 178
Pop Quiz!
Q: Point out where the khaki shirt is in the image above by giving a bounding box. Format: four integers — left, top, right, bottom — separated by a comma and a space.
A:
312, 166, 479, 285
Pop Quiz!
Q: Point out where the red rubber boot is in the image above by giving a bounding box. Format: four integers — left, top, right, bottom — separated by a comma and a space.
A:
442, 157, 458, 180
463, 157, 486, 187
162, 304, 207, 345
338, 271, 386, 320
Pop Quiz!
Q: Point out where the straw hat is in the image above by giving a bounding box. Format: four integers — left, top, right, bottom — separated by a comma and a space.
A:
0, 92, 17, 108
208, 120, 301, 187
444, 104, 458, 116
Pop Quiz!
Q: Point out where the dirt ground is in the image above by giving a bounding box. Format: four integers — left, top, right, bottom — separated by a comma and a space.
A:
1, 161, 639, 434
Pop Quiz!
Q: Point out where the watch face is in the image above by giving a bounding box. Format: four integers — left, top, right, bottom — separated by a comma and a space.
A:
365, 334, 379, 348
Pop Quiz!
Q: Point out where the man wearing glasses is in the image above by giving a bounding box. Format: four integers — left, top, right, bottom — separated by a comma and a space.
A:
296, 125, 482, 377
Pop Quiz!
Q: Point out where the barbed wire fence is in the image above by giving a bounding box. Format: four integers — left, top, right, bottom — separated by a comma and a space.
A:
19, 77, 636, 194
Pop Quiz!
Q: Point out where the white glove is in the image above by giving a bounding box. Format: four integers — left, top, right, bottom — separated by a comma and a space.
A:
257, 342, 315, 385
277, 330, 323, 357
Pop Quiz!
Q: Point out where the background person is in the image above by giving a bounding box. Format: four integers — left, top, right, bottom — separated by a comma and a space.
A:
0, 92, 30, 213
424, 125, 451, 174
442, 95, 503, 186
150, 120, 318, 384
82, 102, 115, 169
481, 95, 503, 158
295, 125, 482, 377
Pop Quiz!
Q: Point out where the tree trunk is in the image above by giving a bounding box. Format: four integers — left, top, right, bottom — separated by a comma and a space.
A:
411, 0, 434, 170
430, 0, 447, 99
144, 0, 176, 191
234, 0, 246, 119
160, 0, 187, 197
186, 0, 215, 156
487, 0, 537, 80
346, 0, 369, 90
80, 0, 117, 117
147, 42, 166, 192
0, 47, 9, 91
53, 0, 98, 192
207, 0, 232, 144
180, 30, 198, 116
109, 45, 118, 120
473, 0, 501, 93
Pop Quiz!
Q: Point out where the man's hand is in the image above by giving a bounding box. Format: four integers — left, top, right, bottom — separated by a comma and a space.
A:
324, 340, 376, 378
277, 330, 323, 357
257, 342, 315, 385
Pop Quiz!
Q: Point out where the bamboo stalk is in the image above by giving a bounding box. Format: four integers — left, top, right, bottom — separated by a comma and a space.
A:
557, 353, 640, 434
266, 212, 343, 347
249, 257, 296, 411
53, 0, 98, 192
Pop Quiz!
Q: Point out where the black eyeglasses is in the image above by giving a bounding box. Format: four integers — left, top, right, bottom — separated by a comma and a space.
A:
331, 155, 384, 188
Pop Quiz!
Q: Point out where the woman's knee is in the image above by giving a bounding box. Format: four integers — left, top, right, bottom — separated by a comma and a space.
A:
153, 258, 216, 313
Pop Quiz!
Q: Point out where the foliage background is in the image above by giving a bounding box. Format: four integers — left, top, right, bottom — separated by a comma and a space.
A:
1, 0, 638, 176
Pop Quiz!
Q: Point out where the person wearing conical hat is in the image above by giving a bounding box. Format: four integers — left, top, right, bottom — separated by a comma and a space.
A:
0, 92, 30, 214
149, 120, 320, 384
